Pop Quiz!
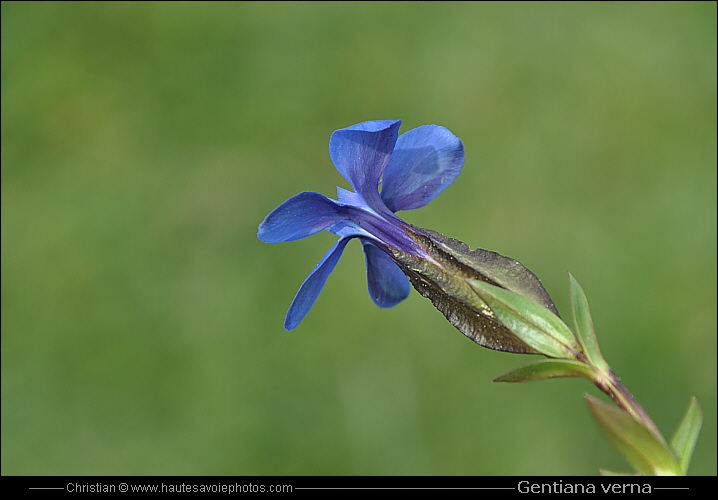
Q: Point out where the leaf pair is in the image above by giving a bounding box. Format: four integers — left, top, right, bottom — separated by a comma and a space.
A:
469, 270, 703, 476
588, 395, 702, 476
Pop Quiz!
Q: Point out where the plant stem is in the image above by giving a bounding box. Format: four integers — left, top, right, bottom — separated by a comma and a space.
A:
596, 367, 665, 444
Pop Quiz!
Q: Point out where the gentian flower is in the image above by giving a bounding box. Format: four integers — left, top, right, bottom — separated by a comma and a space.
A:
258, 120, 463, 330
259, 120, 559, 355
260, 122, 695, 478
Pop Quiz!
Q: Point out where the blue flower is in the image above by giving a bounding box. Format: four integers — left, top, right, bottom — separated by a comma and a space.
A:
258, 120, 464, 330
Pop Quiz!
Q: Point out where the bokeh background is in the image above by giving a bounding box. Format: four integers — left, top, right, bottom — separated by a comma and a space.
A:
2, 2, 715, 476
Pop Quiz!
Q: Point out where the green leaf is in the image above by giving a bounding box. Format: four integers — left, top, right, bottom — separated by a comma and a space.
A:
468, 279, 580, 359
670, 397, 702, 475
599, 469, 637, 476
568, 273, 606, 368
585, 394, 680, 476
494, 359, 596, 383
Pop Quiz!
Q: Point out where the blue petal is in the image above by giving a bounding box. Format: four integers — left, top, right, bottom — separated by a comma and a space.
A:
329, 120, 401, 214
285, 237, 352, 330
258, 191, 345, 243
336, 186, 379, 216
362, 240, 411, 308
328, 219, 372, 240
381, 125, 464, 212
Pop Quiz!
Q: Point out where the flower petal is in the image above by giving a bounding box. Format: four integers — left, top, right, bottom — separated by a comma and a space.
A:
329, 120, 401, 214
285, 237, 352, 330
362, 240, 411, 308
329, 219, 372, 240
258, 191, 345, 243
381, 125, 464, 212
336, 186, 379, 216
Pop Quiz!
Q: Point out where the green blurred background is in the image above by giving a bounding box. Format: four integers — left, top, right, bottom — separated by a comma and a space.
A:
2, 2, 715, 476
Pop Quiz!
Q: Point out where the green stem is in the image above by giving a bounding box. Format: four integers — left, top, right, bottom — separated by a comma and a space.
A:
595, 367, 665, 445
